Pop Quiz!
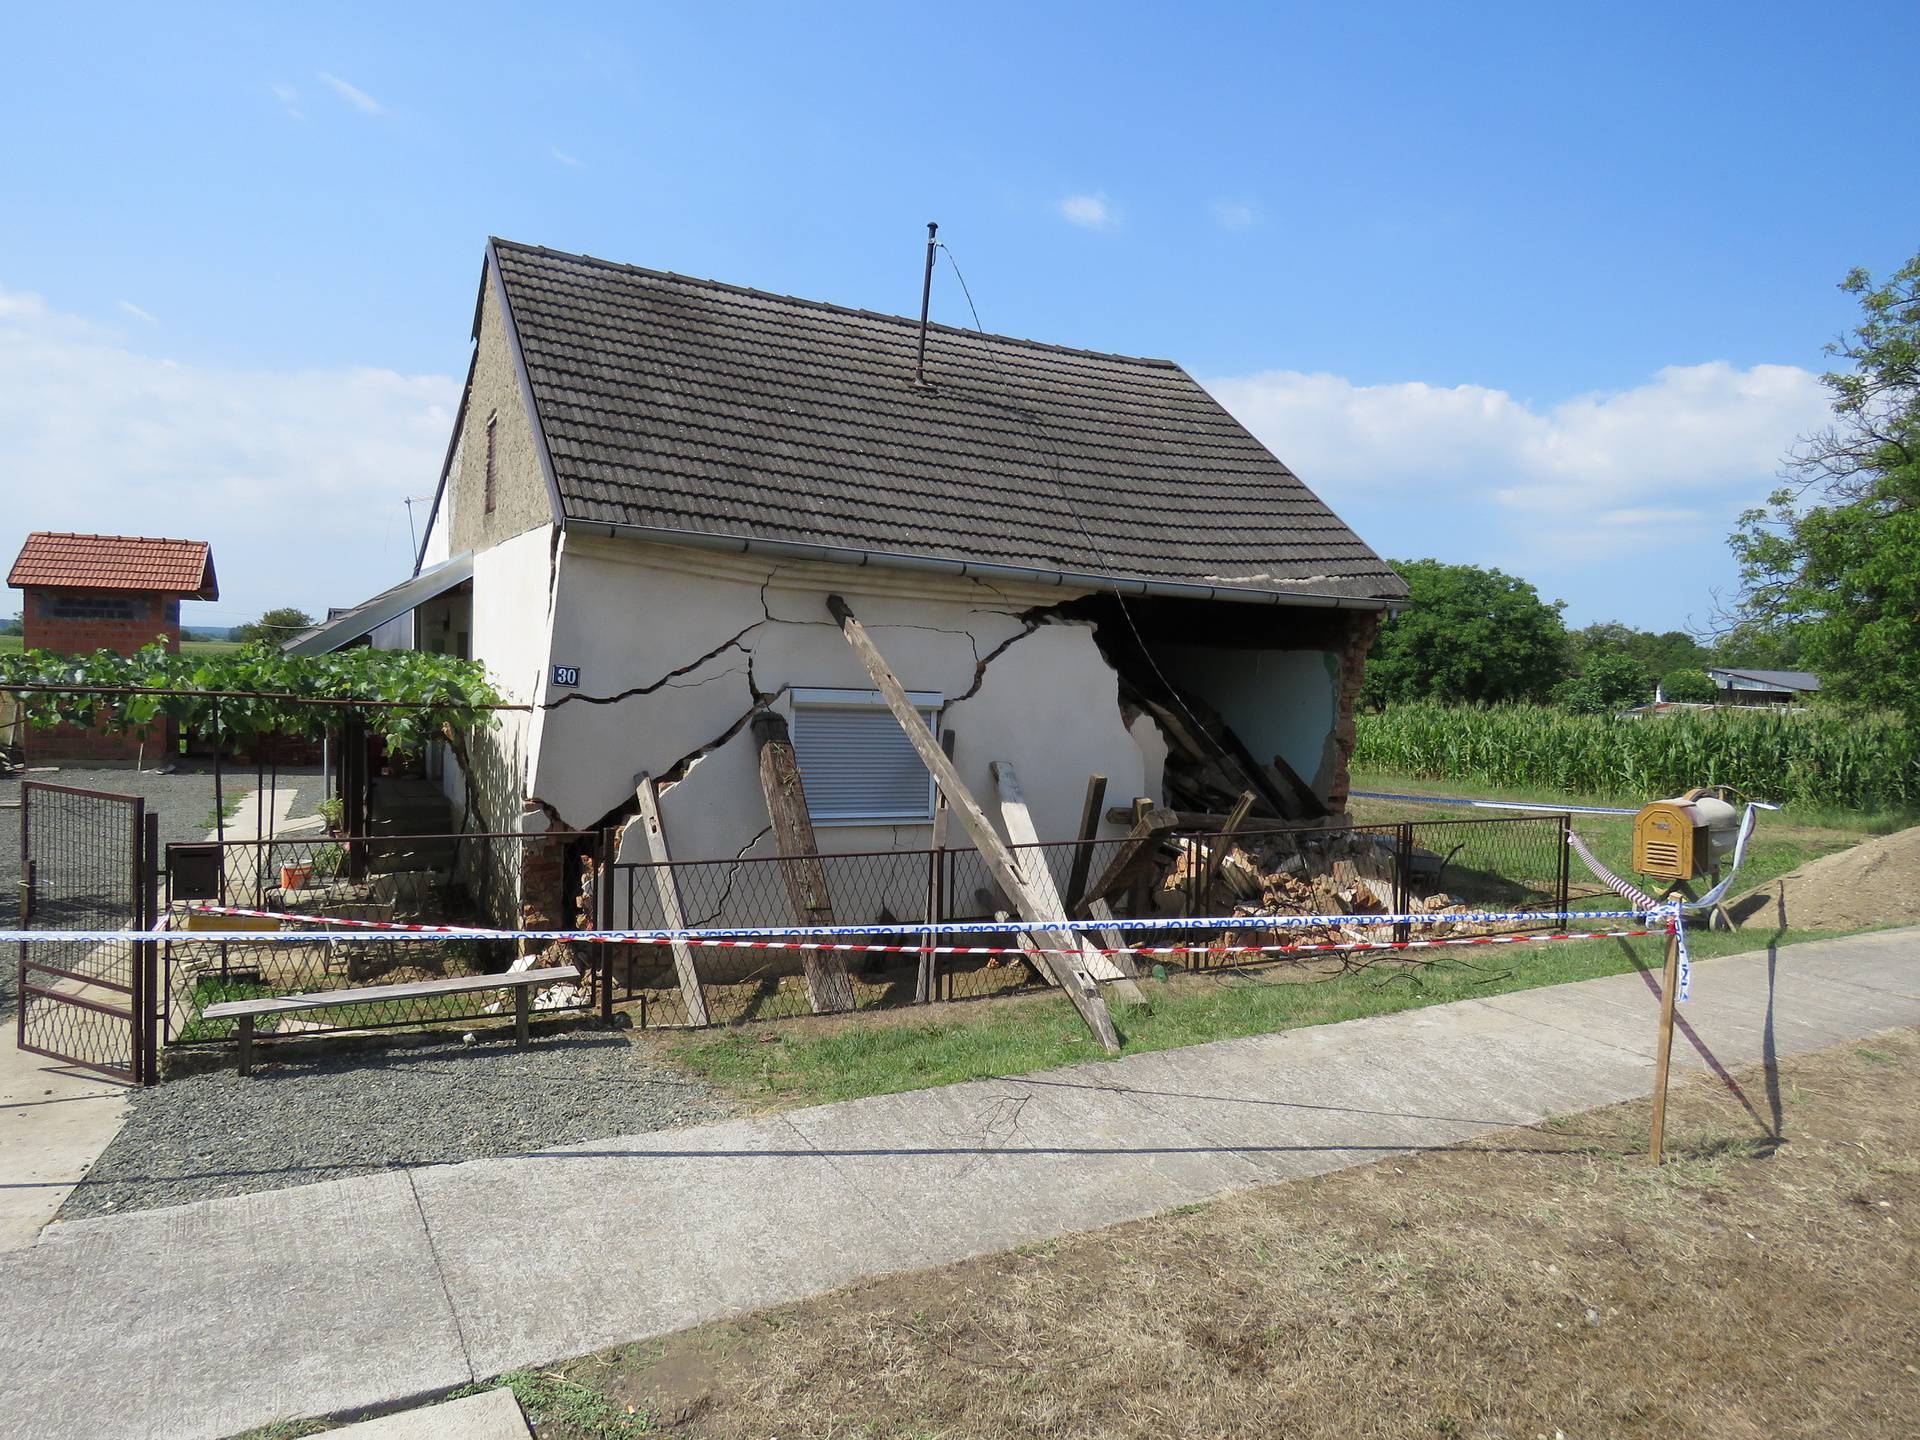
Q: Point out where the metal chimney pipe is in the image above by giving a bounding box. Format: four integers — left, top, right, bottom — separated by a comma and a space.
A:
914, 221, 938, 386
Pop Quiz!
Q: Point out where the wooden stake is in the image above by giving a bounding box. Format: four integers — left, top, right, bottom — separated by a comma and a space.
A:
827, 593, 1121, 1054
1648, 922, 1680, 1163
632, 774, 711, 1028
751, 710, 855, 1013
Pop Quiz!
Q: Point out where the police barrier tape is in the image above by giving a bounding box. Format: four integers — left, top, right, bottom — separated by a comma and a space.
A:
5, 903, 1677, 961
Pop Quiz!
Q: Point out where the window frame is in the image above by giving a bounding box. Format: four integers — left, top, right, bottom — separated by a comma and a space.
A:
483, 412, 498, 514
789, 687, 943, 826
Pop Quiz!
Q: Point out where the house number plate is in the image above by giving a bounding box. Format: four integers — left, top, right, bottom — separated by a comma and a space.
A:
552, 665, 581, 687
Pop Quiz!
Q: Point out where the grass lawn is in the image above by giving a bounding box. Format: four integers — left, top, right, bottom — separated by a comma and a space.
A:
658, 771, 1904, 1112
1349, 768, 1903, 913
0, 634, 241, 657
426, 1026, 1920, 1439
665, 923, 1833, 1110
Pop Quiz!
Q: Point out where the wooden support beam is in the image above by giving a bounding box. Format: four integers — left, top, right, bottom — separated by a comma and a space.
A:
1078, 799, 1183, 915
751, 710, 856, 1014
632, 775, 711, 1028
991, 760, 1145, 1006
1063, 773, 1108, 914
916, 729, 957, 1005
826, 593, 1121, 1054
1201, 790, 1257, 895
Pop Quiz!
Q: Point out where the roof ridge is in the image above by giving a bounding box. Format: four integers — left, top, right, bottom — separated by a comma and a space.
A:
23, 531, 209, 549
490, 237, 1183, 370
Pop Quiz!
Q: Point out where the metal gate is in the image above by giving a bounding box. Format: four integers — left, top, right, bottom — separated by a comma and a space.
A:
16, 783, 158, 1084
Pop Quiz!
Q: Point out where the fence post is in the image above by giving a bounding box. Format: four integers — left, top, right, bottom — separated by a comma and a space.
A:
1556, 814, 1572, 913
597, 827, 615, 1023
1393, 822, 1412, 946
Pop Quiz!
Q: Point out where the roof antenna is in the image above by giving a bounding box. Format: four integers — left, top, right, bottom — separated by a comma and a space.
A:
914, 221, 938, 387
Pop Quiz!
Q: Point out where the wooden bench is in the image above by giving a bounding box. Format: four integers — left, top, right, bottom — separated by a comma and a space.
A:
202, 964, 582, 1074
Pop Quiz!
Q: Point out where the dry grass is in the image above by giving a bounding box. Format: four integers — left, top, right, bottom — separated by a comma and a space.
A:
531, 1028, 1920, 1439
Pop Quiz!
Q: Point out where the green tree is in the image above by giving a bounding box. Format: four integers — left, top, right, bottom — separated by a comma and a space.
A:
1568, 622, 1710, 677
1364, 559, 1568, 706
1554, 650, 1654, 713
1729, 252, 1920, 715
231, 606, 315, 644
1659, 668, 1717, 703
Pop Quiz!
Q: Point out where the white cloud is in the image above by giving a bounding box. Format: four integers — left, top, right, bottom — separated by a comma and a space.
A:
1203, 360, 1831, 621
116, 300, 158, 325
269, 80, 303, 120
1056, 193, 1115, 230
0, 283, 456, 619
317, 71, 382, 114
1204, 361, 1826, 516
1210, 200, 1258, 231
552, 148, 583, 168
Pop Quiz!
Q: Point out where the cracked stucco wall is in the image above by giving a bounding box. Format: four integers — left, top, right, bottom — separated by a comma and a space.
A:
532, 534, 1157, 929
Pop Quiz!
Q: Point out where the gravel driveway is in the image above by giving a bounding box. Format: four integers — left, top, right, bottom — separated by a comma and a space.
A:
57, 1027, 734, 1220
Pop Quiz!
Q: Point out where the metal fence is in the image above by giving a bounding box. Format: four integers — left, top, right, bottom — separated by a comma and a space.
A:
604, 813, 1572, 1027
160, 829, 602, 1045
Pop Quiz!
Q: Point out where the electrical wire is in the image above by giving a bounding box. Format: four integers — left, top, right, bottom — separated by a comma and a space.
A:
932, 241, 1274, 806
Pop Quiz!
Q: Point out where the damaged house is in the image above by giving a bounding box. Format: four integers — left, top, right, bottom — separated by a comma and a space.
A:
297, 238, 1407, 928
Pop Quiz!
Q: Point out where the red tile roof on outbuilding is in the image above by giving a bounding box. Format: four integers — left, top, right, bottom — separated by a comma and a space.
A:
7, 532, 219, 599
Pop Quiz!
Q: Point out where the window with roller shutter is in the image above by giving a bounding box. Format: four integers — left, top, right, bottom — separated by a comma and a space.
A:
790, 688, 941, 824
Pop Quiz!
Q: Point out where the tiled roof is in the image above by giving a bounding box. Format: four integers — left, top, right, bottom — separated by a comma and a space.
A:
7, 532, 218, 598
492, 239, 1406, 603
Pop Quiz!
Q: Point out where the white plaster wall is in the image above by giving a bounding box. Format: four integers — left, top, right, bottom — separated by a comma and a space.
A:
536, 536, 1154, 930
1152, 644, 1341, 798
460, 524, 557, 833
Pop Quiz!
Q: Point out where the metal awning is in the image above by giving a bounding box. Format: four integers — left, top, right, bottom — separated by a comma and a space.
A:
281, 551, 474, 656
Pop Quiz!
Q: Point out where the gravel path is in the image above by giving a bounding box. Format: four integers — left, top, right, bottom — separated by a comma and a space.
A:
56, 1028, 735, 1220
1, 763, 322, 1015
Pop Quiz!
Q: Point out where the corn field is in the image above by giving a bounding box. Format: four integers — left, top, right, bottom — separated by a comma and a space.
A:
1355, 704, 1920, 812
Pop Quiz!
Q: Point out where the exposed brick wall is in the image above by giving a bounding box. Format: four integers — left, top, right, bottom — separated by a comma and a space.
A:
1325, 610, 1381, 814
18, 587, 180, 763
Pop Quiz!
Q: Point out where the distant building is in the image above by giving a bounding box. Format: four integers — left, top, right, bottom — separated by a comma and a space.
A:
6, 531, 219, 763
1706, 666, 1820, 706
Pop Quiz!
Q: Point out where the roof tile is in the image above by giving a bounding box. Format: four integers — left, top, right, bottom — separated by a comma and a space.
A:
492, 240, 1406, 603
7, 532, 218, 598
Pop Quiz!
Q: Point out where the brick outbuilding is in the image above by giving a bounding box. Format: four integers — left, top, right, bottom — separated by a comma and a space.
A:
7, 532, 219, 764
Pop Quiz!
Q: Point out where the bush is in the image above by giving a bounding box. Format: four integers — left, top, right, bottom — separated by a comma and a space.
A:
1355, 702, 1920, 811
1661, 669, 1718, 703
1553, 652, 1653, 714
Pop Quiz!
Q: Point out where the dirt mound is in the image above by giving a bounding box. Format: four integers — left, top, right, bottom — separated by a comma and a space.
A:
1728, 825, 1920, 931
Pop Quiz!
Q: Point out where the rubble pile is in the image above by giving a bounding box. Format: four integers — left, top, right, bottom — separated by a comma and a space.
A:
1155, 828, 1477, 957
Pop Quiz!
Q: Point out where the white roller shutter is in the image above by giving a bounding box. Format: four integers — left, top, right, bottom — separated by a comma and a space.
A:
791, 689, 940, 823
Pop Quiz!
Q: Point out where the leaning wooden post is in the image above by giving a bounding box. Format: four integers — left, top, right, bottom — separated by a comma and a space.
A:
751, 711, 856, 1013
632, 775, 711, 1028
1201, 790, 1256, 897
916, 729, 957, 1004
826, 594, 1121, 1054
992, 760, 1146, 1007
1063, 773, 1107, 914
1648, 913, 1681, 1163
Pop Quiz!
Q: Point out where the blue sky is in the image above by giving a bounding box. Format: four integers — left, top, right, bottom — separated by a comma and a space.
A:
3, 1, 1916, 633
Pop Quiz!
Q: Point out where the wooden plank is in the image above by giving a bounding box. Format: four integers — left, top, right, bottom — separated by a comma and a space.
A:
1201, 790, 1257, 895
1078, 800, 1182, 914
990, 760, 1144, 1003
204, 965, 581, 1018
752, 710, 856, 1014
916, 729, 957, 1005
1063, 773, 1107, 913
632, 775, 712, 1027
827, 593, 1120, 1054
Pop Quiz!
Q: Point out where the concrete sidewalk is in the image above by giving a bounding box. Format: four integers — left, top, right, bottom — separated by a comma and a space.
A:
2, 928, 1916, 1440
